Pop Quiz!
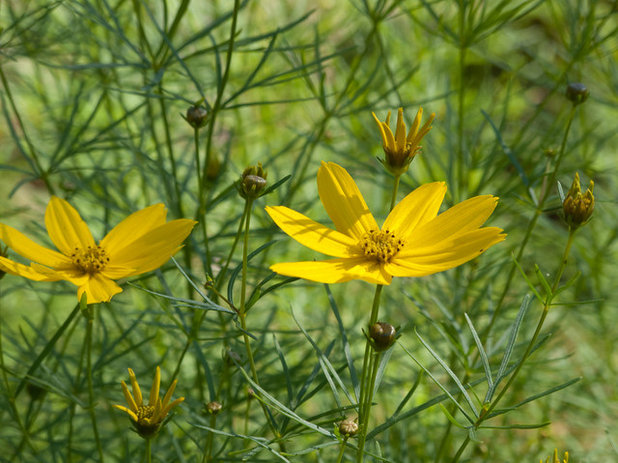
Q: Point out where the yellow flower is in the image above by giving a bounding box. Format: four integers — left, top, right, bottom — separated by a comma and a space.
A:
563, 172, 594, 229
113, 366, 184, 438
0, 197, 196, 303
266, 162, 505, 285
373, 107, 435, 176
540, 449, 569, 463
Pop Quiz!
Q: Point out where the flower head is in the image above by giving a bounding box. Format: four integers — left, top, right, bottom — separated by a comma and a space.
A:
563, 172, 594, 229
113, 366, 184, 439
266, 162, 505, 285
0, 197, 196, 303
373, 107, 435, 176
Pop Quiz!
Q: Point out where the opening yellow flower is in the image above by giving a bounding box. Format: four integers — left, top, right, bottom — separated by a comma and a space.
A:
266, 162, 505, 285
0, 197, 196, 303
373, 107, 435, 175
113, 366, 184, 438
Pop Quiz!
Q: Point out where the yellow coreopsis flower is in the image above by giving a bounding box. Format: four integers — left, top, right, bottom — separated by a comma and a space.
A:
266, 162, 505, 285
373, 107, 435, 176
0, 197, 196, 303
113, 366, 184, 438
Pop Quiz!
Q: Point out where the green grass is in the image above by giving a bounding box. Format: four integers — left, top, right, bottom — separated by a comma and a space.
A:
0, 0, 617, 461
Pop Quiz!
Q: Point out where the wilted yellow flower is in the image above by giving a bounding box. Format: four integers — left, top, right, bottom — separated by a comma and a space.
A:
563, 172, 594, 229
266, 162, 505, 285
540, 448, 569, 463
0, 197, 196, 303
113, 366, 184, 439
372, 107, 435, 176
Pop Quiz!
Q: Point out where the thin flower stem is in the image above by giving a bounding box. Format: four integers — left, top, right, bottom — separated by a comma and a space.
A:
202, 413, 218, 463
450, 434, 470, 463
238, 198, 282, 443
335, 437, 349, 463
145, 438, 152, 463
487, 229, 576, 415
480, 105, 578, 343
84, 306, 105, 463
389, 175, 401, 211
356, 284, 383, 463
194, 126, 211, 280
450, 229, 577, 461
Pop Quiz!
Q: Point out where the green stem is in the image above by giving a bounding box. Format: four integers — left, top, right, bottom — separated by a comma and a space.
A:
145, 438, 152, 463
355, 284, 383, 463
487, 229, 576, 414
84, 306, 104, 462
239, 198, 259, 381
389, 175, 401, 211
450, 435, 470, 463
456, 4, 468, 202
202, 413, 217, 463
481, 105, 578, 343
335, 437, 349, 463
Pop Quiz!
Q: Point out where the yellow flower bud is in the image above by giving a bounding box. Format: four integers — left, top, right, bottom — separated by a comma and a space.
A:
372, 107, 435, 176
563, 172, 594, 229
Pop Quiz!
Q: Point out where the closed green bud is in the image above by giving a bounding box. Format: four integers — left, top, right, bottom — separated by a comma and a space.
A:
206, 401, 222, 415
338, 417, 359, 437
565, 83, 589, 105
186, 106, 208, 128
239, 163, 268, 199
563, 172, 594, 229
369, 322, 397, 351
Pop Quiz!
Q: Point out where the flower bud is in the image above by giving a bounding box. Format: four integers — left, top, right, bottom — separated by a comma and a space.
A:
338, 417, 359, 437
186, 106, 208, 128
373, 107, 435, 176
563, 172, 594, 229
369, 322, 397, 351
206, 401, 222, 415
565, 83, 589, 105
238, 163, 268, 199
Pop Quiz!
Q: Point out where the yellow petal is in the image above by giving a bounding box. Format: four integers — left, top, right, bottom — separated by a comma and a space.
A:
387, 228, 505, 276
149, 366, 161, 407
99, 204, 167, 256
0, 223, 71, 267
271, 257, 391, 285
120, 379, 138, 412
0, 257, 63, 281
45, 196, 95, 255
407, 107, 423, 142
394, 107, 407, 150
382, 182, 446, 239
161, 397, 184, 418
128, 368, 143, 406
112, 404, 138, 422
401, 195, 499, 252
110, 219, 196, 276
265, 206, 357, 258
372, 112, 389, 147
317, 162, 379, 240
77, 273, 123, 304
161, 378, 179, 411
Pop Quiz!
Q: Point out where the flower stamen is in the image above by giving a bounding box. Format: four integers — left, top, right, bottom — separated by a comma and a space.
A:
136, 404, 155, 424
360, 229, 404, 263
70, 245, 109, 274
